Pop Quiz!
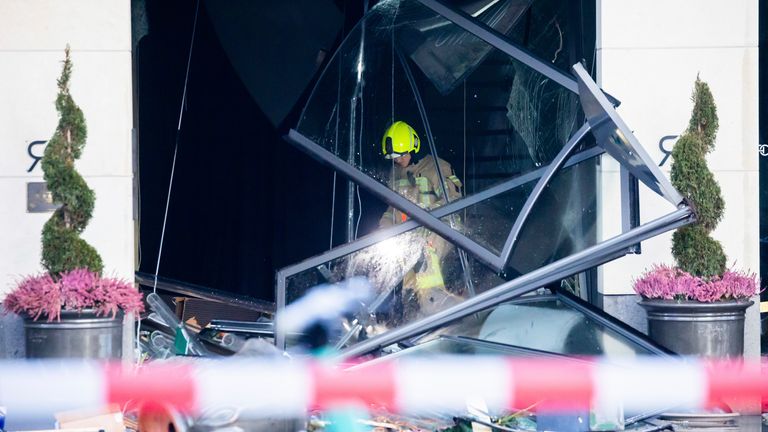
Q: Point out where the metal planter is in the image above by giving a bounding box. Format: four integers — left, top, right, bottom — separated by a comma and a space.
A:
24, 310, 123, 359
639, 299, 753, 357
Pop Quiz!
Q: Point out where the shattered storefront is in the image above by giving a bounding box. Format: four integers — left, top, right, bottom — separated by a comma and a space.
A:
262, 0, 694, 428
135, 0, 745, 430
278, 0, 689, 356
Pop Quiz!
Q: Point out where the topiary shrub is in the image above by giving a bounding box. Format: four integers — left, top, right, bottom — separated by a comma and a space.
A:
40, 46, 103, 275
670, 76, 725, 278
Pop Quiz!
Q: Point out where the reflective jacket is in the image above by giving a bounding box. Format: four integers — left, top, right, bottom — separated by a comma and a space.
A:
378, 155, 462, 229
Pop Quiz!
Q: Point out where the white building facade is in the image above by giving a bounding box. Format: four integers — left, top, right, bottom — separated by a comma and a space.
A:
596, 0, 761, 358
0, 0, 135, 350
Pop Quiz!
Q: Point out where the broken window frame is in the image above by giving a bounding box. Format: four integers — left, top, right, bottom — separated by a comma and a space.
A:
279, 0, 693, 357
286, 0, 683, 273
275, 142, 606, 349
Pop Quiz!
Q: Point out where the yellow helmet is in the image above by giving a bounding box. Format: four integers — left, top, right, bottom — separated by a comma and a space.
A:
382, 121, 420, 159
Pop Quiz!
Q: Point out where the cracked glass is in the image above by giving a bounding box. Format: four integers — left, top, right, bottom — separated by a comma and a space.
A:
281, 0, 688, 358
295, 0, 588, 265
283, 226, 505, 350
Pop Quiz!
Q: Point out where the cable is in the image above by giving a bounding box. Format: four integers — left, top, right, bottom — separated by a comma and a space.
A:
329, 172, 337, 250
153, 0, 200, 293
463, 79, 467, 224
389, 5, 397, 226
137, 0, 200, 361
355, 116, 363, 240
354, 100, 363, 239
355, 185, 363, 239
135, 41, 143, 271
391, 4, 396, 124
329, 0, 348, 251
354, 12, 366, 241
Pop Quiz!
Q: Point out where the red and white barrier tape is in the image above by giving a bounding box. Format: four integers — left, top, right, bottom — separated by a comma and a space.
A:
0, 357, 765, 417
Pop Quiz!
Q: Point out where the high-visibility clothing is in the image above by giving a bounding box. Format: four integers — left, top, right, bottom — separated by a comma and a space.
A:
378, 155, 464, 317
378, 155, 462, 229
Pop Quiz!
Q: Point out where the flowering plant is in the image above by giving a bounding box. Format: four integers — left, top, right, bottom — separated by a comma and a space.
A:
4, 268, 144, 322
633, 264, 757, 303
633, 78, 760, 305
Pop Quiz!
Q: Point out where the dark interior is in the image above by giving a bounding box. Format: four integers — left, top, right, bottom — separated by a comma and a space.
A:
135, 0, 596, 302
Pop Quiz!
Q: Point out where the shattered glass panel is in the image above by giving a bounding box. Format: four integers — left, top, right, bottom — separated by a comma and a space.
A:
281, 0, 689, 362
442, 135, 596, 255
506, 62, 580, 166
507, 153, 598, 275
420, 295, 653, 357
284, 227, 505, 350
435, 148, 598, 269
296, 0, 582, 249
441, 181, 535, 255
402, 0, 534, 94
503, 0, 594, 74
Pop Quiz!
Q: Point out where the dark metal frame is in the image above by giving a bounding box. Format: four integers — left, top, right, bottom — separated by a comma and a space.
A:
350, 290, 672, 361
288, 128, 502, 268
275, 205, 692, 353
287, 124, 600, 271
417, 0, 579, 93
136, 271, 275, 314
499, 123, 591, 260
336, 207, 692, 359
274, 143, 605, 348
276, 0, 694, 355
573, 63, 683, 205
621, 167, 642, 253
284, 1, 675, 272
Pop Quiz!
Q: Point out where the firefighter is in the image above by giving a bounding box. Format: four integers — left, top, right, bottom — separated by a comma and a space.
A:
379, 120, 464, 318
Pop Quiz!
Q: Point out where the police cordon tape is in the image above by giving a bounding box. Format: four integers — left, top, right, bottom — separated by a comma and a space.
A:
0, 357, 765, 417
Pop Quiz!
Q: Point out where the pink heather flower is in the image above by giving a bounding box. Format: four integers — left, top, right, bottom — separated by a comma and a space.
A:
711, 270, 758, 300
3, 268, 144, 322
633, 264, 695, 300
60, 268, 99, 311
634, 265, 759, 303
4, 273, 61, 321
689, 279, 727, 302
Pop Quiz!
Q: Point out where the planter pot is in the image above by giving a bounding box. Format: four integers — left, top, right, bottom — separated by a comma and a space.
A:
639, 299, 753, 358
24, 310, 123, 359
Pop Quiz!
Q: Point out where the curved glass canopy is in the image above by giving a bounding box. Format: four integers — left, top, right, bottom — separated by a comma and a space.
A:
291, 0, 598, 270
281, 0, 690, 357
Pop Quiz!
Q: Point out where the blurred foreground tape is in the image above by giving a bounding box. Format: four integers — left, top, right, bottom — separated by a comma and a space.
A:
0, 357, 765, 419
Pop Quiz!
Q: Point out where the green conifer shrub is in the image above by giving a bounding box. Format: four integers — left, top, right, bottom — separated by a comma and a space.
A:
670, 77, 725, 278
40, 46, 103, 275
